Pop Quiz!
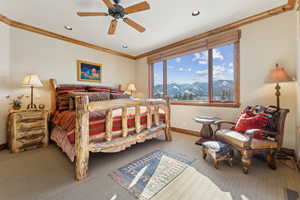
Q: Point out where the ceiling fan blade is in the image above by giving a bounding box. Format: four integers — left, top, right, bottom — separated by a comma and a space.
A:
123, 18, 145, 33
124, 1, 150, 14
102, 0, 113, 8
77, 12, 108, 16
108, 20, 118, 35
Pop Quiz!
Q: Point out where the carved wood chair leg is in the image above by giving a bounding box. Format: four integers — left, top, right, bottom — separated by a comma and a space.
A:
241, 151, 252, 174
266, 150, 277, 170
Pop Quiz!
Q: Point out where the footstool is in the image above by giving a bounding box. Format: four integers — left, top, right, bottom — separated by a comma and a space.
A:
202, 141, 233, 169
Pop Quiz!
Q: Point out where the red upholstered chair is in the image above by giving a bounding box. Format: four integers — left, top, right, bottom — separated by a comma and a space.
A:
214, 108, 289, 174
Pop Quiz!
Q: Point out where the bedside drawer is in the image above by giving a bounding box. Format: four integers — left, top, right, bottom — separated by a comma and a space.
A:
17, 134, 45, 149
16, 128, 46, 139
16, 120, 45, 131
14, 112, 46, 122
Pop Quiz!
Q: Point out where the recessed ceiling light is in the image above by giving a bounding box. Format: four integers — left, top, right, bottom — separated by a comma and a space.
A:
192, 10, 200, 16
64, 25, 73, 31
122, 44, 128, 49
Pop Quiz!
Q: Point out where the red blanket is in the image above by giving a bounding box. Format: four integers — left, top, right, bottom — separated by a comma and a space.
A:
52, 110, 165, 144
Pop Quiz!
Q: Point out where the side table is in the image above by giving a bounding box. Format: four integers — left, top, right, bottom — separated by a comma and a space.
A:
194, 116, 220, 145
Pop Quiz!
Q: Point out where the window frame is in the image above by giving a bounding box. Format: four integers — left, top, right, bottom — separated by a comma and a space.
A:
148, 41, 240, 108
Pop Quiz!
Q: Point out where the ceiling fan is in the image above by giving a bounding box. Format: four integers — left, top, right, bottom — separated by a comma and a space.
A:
77, 0, 150, 35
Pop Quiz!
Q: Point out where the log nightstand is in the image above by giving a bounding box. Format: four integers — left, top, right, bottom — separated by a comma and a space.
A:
7, 109, 49, 153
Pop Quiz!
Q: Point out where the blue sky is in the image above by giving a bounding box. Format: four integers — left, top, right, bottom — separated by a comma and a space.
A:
153, 44, 234, 84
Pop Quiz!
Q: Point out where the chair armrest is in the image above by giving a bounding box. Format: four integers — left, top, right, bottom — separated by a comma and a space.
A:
245, 129, 278, 136
214, 120, 236, 130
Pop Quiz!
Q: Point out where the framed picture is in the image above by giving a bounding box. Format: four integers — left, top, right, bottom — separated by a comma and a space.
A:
77, 60, 102, 82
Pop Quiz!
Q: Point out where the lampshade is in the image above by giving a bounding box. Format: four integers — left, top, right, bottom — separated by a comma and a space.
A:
127, 83, 137, 92
22, 74, 43, 87
265, 64, 293, 83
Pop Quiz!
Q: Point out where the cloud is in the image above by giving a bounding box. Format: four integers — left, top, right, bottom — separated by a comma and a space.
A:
176, 57, 181, 63
179, 67, 184, 72
168, 65, 175, 69
187, 68, 192, 72
192, 52, 208, 65
195, 70, 208, 76
229, 62, 233, 67
213, 49, 224, 60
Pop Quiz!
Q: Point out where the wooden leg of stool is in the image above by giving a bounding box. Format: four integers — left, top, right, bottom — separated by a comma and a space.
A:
214, 160, 219, 169
202, 148, 207, 160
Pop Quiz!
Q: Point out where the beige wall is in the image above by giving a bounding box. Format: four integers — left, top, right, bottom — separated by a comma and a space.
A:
0, 22, 11, 144
135, 11, 298, 149
296, 10, 300, 162
0, 27, 136, 145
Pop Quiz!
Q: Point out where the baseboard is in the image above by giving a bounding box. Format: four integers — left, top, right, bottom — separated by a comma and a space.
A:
0, 143, 8, 151
171, 127, 200, 137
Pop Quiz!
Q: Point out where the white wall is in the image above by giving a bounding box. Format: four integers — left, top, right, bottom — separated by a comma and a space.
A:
0, 27, 136, 145
135, 11, 298, 149
0, 22, 11, 145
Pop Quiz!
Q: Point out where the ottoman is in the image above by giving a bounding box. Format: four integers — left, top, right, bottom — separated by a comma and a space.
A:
202, 141, 233, 169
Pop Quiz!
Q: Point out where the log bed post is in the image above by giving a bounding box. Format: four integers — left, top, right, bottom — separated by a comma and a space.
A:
122, 106, 128, 137
75, 95, 90, 180
106, 108, 113, 141
135, 105, 142, 133
164, 97, 172, 141
153, 105, 160, 126
146, 105, 152, 129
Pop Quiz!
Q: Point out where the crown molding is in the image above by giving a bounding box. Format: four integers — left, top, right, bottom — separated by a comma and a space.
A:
0, 0, 297, 61
134, 0, 297, 60
0, 14, 135, 60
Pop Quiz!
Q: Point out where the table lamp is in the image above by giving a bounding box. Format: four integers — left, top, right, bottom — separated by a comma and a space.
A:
22, 74, 43, 109
126, 83, 137, 96
265, 64, 293, 109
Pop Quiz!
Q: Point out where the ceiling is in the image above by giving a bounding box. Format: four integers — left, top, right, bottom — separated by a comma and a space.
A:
0, 0, 287, 56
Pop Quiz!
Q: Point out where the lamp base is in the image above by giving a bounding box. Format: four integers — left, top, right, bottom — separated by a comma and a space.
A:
27, 104, 37, 110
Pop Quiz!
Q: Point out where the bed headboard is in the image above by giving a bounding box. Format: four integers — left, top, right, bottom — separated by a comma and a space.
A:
48, 78, 122, 114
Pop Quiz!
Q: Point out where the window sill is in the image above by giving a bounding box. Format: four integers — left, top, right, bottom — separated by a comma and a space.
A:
170, 101, 240, 108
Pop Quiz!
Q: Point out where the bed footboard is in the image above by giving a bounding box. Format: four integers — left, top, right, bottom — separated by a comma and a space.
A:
74, 97, 171, 180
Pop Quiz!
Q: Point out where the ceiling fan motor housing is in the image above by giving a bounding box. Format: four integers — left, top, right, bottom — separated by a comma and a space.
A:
108, 4, 126, 19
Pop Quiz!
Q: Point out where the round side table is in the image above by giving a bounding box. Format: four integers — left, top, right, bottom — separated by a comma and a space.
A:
194, 116, 221, 145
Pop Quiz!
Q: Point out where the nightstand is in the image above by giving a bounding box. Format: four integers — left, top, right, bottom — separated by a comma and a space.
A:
7, 109, 49, 153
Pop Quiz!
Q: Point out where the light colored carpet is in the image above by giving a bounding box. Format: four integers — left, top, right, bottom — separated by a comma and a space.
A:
0, 132, 300, 200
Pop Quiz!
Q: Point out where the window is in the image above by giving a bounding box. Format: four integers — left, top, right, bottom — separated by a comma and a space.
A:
148, 30, 240, 107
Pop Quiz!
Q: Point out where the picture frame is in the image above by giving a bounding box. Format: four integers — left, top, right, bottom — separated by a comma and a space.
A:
77, 60, 102, 82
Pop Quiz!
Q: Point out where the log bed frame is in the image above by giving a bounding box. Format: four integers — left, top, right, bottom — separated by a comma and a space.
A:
49, 79, 172, 180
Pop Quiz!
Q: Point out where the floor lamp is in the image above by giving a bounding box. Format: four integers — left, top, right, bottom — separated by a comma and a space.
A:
265, 64, 293, 109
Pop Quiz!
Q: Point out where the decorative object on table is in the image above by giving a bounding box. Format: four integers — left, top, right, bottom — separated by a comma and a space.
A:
202, 141, 233, 169
77, 60, 102, 82
214, 105, 289, 174
265, 64, 294, 109
7, 109, 49, 153
38, 104, 45, 110
6, 95, 24, 110
22, 74, 43, 109
125, 83, 137, 96
194, 116, 221, 145
110, 149, 195, 200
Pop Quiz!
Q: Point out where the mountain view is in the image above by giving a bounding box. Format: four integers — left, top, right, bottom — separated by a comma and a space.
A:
153, 80, 234, 101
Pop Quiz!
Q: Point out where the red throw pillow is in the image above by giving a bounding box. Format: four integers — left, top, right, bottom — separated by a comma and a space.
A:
234, 111, 268, 139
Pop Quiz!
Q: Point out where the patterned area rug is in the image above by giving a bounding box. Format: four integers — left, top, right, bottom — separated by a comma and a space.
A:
110, 149, 195, 200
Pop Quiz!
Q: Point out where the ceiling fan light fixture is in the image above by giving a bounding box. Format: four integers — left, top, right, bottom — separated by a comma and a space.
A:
64, 25, 73, 30
192, 10, 200, 16
122, 44, 128, 48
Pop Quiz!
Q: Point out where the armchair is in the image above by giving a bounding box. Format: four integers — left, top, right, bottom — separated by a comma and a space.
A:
214, 108, 289, 174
